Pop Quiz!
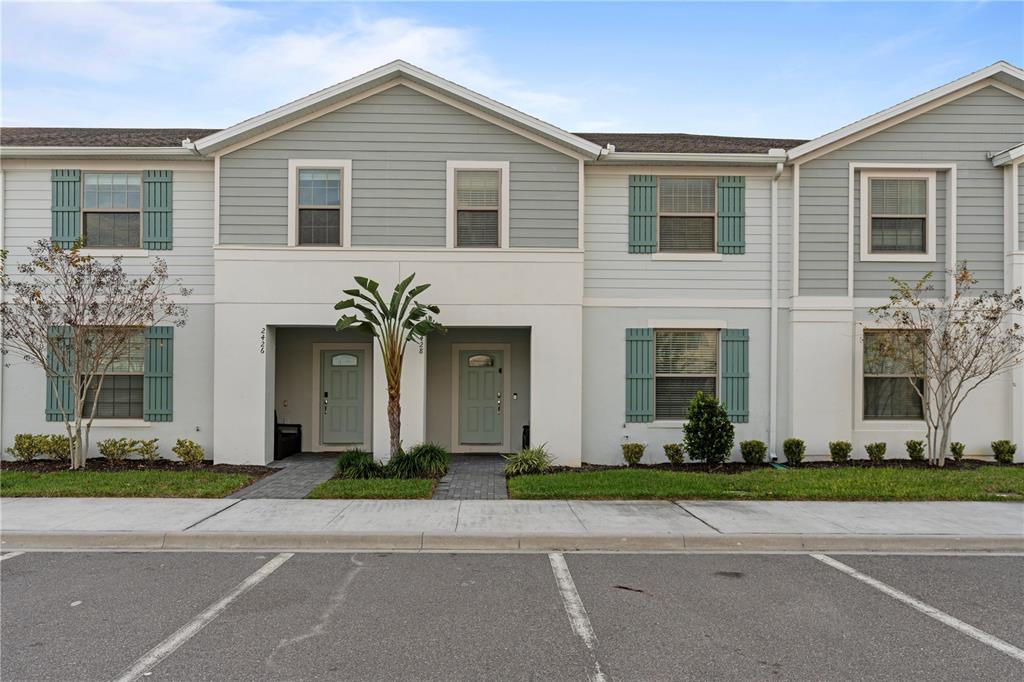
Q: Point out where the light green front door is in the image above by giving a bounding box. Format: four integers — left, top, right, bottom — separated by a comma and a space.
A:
458, 350, 503, 446
321, 350, 364, 445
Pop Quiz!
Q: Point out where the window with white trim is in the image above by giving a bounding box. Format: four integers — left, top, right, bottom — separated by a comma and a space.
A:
82, 172, 142, 248
81, 328, 146, 419
868, 178, 927, 254
654, 329, 718, 419
455, 169, 500, 248
863, 330, 925, 420
296, 168, 342, 245
657, 177, 716, 253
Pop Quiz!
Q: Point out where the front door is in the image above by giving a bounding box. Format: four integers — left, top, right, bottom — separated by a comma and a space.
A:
458, 350, 504, 446
320, 350, 364, 446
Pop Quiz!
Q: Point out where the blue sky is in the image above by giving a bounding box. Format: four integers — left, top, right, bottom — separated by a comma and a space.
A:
2, 1, 1021, 138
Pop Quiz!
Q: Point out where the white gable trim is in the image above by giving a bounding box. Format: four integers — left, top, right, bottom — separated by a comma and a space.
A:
990, 142, 1024, 167
789, 62, 1024, 162
195, 61, 602, 159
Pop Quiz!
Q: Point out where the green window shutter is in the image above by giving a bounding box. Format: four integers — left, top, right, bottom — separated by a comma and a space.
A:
717, 176, 745, 255
45, 326, 75, 421
625, 328, 653, 422
628, 175, 657, 253
144, 326, 174, 422
143, 170, 173, 250
51, 170, 81, 248
721, 329, 749, 423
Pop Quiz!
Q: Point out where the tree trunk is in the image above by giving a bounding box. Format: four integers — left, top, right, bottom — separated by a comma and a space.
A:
71, 418, 85, 470
387, 386, 402, 459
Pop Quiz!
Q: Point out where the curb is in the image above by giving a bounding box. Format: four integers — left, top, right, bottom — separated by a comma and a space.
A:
3, 531, 1022, 553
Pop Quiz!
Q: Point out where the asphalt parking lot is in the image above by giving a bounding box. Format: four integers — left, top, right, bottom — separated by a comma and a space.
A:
1, 551, 1021, 681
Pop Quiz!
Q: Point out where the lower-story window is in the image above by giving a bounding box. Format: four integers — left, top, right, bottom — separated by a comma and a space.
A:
82, 329, 146, 419
863, 330, 925, 420
654, 329, 718, 419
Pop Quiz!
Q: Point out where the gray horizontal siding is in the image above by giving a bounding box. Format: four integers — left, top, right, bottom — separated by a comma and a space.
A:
219, 85, 579, 248
2, 167, 215, 297
584, 171, 776, 298
799, 85, 1023, 295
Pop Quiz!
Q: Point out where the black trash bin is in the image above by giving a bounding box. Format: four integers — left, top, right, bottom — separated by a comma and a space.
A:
522, 424, 530, 450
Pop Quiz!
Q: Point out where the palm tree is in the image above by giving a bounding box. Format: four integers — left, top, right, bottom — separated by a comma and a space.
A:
334, 274, 443, 458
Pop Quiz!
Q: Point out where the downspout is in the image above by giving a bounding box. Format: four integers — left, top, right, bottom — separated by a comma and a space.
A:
769, 157, 785, 461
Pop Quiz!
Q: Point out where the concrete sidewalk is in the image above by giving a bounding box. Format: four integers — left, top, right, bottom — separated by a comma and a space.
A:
1, 498, 1021, 552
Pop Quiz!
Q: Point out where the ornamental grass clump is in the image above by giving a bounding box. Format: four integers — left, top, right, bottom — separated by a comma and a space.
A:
663, 443, 685, 467
621, 442, 646, 467
336, 450, 383, 479
387, 443, 450, 478
865, 441, 887, 464
906, 439, 926, 462
991, 440, 1017, 465
683, 392, 734, 467
828, 440, 852, 464
740, 440, 766, 465
503, 446, 554, 476
783, 438, 805, 466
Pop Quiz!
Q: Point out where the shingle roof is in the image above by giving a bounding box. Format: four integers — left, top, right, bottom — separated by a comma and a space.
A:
574, 132, 807, 154
0, 127, 222, 147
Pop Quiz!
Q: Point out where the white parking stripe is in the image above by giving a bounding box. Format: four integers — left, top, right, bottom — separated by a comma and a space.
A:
0, 551, 25, 562
812, 553, 1024, 664
548, 553, 608, 682
112, 552, 293, 682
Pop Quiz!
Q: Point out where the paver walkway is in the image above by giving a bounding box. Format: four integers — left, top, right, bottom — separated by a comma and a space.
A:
228, 453, 337, 499
433, 454, 508, 500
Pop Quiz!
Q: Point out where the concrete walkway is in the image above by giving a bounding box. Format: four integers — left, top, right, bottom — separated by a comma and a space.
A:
2, 499, 1021, 552
433, 455, 508, 500
228, 453, 337, 499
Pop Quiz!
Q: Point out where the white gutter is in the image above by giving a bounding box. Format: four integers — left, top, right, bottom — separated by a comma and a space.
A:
596, 150, 787, 165
0, 146, 203, 159
769, 159, 784, 460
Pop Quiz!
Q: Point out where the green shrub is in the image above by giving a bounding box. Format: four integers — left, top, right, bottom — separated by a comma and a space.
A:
663, 443, 686, 467
503, 446, 554, 476
97, 437, 134, 464
950, 441, 966, 462
336, 450, 383, 479
45, 435, 72, 463
172, 439, 205, 467
865, 441, 887, 464
683, 391, 735, 467
6, 434, 45, 462
621, 442, 646, 466
387, 442, 450, 478
740, 440, 766, 465
783, 438, 805, 466
135, 438, 160, 464
906, 439, 926, 462
991, 440, 1017, 464
828, 440, 852, 464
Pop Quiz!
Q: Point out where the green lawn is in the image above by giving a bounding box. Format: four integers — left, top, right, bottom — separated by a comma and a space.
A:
508, 466, 1024, 501
0, 469, 255, 498
307, 478, 435, 499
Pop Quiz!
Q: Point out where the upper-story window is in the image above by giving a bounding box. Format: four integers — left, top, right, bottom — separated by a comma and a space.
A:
82, 172, 142, 248
654, 329, 718, 419
297, 169, 341, 245
658, 177, 716, 253
446, 161, 509, 249
860, 171, 935, 262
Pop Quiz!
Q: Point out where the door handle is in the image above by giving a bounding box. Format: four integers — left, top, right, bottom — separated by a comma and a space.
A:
497, 391, 502, 414
323, 397, 328, 414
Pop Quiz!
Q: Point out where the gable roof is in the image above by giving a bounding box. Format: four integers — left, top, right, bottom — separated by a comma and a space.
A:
1, 127, 219, 147
576, 132, 806, 154
788, 61, 1024, 161
192, 60, 604, 159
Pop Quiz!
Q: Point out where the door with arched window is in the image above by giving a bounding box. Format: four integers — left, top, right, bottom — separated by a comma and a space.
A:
458, 349, 504, 447
320, 349, 364, 445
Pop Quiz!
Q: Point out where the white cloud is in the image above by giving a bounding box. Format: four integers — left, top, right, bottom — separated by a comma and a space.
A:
0, 2, 582, 128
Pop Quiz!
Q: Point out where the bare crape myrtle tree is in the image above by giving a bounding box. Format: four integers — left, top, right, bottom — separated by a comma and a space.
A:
870, 264, 1024, 466
0, 240, 189, 469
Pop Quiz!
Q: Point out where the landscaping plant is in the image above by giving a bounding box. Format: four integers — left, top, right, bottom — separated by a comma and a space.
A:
136, 438, 160, 464
621, 442, 646, 467
740, 440, 766, 465
6, 433, 45, 463
870, 266, 1024, 466
172, 439, 205, 468
45, 435, 72, 464
683, 392, 734, 467
387, 443, 450, 478
828, 440, 852, 464
334, 274, 443, 459
906, 439, 926, 462
783, 438, 805, 466
336, 450, 384, 479
97, 437, 134, 464
991, 440, 1017, 465
0, 241, 189, 469
950, 441, 966, 463
865, 442, 887, 464
503, 446, 554, 476
663, 443, 685, 467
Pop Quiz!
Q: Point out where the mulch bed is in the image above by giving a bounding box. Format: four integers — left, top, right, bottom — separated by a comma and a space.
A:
545, 458, 1018, 476
0, 458, 277, 478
